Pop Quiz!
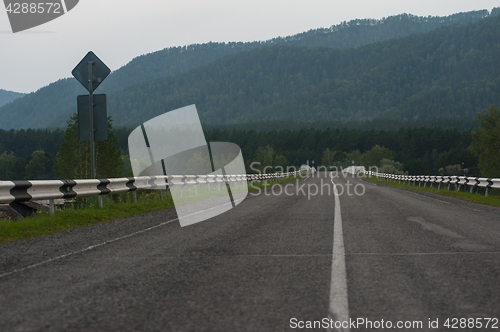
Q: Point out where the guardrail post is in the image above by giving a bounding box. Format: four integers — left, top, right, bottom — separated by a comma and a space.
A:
98, 196, 103, 209
133, 191, 137, 204
195, 185, 198, 195
485, 188, 489, 197
470, 186, 474, 194
49, 199, 55, 216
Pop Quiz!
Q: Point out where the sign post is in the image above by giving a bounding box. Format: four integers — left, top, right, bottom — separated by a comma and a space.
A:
88, 60, 95, 179
77, 95, 107, 141
72, 51, 111, 208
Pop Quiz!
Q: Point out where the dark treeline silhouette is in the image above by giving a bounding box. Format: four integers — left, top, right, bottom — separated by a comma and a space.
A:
0, 128, 64, 180
115, 126, 478, 177
0, 125, 478, 180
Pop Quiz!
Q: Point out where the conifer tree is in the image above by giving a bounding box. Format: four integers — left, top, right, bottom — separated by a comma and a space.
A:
53, 114, 124, 179
469, 105, 500, 177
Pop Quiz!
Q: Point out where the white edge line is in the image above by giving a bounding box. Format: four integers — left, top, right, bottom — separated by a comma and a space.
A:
327, 172, 350, 332
0, 198, 259, 279
0, 218, 178, 279
1, 194, 258, 279
1, 173, 317, 278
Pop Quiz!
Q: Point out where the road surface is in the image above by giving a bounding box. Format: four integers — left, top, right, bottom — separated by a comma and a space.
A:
0, 173, 499, 331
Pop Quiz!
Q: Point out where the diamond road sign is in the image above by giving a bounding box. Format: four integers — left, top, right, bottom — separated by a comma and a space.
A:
72, 51, 110, 92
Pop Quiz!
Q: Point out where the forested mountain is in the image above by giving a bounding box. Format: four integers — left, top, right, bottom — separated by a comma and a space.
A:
0, 128, 64, 180
0, 8, 497, 129
101, 9, 495, 93
270, 9, 496, 47
0, 89, 25, 108
0, 125, 477, 180
102, 14, 500, 127
202, 127, 477, 177
203, 117, 478, 133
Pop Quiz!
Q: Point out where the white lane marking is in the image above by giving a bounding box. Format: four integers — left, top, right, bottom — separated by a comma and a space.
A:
0, 201, 240, 279
0, 218, 178, 279
327, 173, 350, 332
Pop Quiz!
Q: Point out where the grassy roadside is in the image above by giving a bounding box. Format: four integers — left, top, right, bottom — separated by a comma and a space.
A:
0, 174, 305, 244
0, 194, 176, 245
364, 175, 500, 208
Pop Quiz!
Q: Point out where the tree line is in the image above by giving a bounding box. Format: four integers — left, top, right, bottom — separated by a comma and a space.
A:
0, 123, 480, 181
2, 103, 499, 181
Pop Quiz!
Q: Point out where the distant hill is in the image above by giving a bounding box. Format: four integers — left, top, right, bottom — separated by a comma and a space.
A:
101, 9, 495, 93
0, 89, 25, 108
0, 8, 498, 129
100, 14, 500, 127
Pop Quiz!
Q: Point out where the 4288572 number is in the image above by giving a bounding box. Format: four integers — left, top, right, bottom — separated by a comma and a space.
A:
444, 318, 498, 329
5, 2, 62, 14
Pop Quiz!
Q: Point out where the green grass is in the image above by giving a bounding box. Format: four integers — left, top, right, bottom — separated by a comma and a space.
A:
0, 174, 305, 244
365, 176, 500, 208
0, 192, 175, 245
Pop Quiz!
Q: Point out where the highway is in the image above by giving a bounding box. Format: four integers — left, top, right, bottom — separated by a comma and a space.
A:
0, 172, 499, 331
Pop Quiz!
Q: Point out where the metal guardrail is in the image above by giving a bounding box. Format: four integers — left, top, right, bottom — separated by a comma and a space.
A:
0, 168, 314, 206
363, 171, 500, 196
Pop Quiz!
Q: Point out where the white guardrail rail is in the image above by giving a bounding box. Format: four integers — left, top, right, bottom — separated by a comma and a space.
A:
363, 170, 500, 196
0, 167, 315, 205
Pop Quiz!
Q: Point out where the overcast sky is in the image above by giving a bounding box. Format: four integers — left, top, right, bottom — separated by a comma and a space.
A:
1, 0, 498, 93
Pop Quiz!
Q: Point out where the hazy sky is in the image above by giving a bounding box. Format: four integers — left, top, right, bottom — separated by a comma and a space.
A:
1, 0, 498, 93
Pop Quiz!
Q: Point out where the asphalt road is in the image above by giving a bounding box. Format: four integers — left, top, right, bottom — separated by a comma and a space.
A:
0, 173, 499, 331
